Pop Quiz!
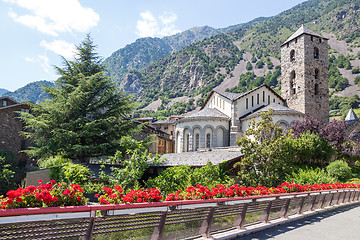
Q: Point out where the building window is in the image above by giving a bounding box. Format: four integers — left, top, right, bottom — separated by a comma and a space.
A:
186, 134, 190, 152
206, 133, 211, 148
195, 134, 199, 150
2, 100, 7, 107
290, 70, 296, 95
311, 36, 313, 41
319, 38, 322, 43
315, 84, 319, 95
295, 38, 298, 44
246, 98, 248, 109
273, 99, 276, 103
252, 95, 254, 107
287, 43, 289, 48
257, 93, 259, 105
290, 49, 295, 62
315, 69, 319, 79
263, 91, 265, 102
314, 47, 319, 59
268, 95, 270, 105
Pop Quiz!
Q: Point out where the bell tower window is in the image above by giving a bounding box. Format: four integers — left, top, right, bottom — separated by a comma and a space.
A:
290, 70, 296, 95
315, 68, 319, 79
315, 84, 319, 95
314, 47, 319, 59
290, 49, 295, 62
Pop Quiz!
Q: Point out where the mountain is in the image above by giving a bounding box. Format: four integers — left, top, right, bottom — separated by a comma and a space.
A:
123, 0, 360, 117
3, 80, 54, 103
0, 88, 8, 96
104, 19, 268, 85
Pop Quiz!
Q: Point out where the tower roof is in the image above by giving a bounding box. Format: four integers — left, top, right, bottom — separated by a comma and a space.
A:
345, 108, 358, 121
282, 24, 328, 46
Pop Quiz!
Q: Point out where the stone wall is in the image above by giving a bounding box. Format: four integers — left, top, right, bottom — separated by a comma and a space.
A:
281, 33, 329, 123
0, 104, 30, 163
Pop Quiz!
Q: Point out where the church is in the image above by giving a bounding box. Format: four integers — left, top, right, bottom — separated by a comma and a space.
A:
174, 25, 329, 153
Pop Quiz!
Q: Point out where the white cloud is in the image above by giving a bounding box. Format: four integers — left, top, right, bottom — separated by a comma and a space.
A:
24, 54, 51, 73
136, 11, 180, 38
40, 40, 76, 58
5, 0, 99, 36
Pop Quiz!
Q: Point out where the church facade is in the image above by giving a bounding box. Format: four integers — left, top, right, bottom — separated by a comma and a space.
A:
174, 25, 329, 153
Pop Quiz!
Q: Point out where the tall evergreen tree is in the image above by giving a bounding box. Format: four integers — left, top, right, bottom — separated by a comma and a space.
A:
21, 35, 135, 162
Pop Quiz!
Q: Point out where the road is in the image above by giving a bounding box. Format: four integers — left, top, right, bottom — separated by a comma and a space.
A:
239, 203, 360, 240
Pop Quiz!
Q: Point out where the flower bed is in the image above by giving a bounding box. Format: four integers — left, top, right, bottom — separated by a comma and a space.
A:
1, 181, 359, 209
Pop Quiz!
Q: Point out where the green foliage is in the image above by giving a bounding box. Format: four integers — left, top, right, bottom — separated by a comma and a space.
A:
147, 162, 231, 195
2, 80, 54, 103
0, 156, 15, 195
352, 66, 360, 74
255, 60, 264, 69
246, 62, 253, 70
20, 35, 136, 161
286, 168, 335, 185
329, 94, 359, 118
100, 148, 162, 189
326, 160, 352, 182
235, 110, 295, 187
61, 163, 91, 185
289, 131, 334, 165
0, 150, 21, 195
147, 165, 192, 195
38, 155, 91, 185
190, 162, 232, 187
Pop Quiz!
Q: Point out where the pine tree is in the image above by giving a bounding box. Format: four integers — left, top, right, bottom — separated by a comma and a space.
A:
21, 35, 135, 162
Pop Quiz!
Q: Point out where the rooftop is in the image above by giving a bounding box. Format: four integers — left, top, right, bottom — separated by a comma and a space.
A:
178, 108, 230, 122
154, 147, 243, 167
242, 103, 304, 120
282, 24, 328, 46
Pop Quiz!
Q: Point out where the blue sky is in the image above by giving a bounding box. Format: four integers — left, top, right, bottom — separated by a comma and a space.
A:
0, 0, 307, 92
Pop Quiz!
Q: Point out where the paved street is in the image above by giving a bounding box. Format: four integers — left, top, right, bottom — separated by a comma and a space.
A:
239, 203, 360, 240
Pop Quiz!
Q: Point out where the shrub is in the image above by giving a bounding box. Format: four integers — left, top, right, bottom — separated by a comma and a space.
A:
326, 160, 352, 182
286, 168, 335, 185
61, 163, 91, 185
38, 155, 91, 184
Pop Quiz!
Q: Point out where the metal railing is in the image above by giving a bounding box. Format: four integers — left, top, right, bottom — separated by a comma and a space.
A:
0, 188, 359, 240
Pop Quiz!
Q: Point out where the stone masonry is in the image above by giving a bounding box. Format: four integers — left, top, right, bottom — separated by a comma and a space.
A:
281, 26, 329, 123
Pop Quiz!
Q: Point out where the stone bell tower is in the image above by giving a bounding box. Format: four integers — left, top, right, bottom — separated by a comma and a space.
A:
281, 25, 329, 122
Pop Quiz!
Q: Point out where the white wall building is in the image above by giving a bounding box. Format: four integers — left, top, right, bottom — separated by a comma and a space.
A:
174, 25, 329, 153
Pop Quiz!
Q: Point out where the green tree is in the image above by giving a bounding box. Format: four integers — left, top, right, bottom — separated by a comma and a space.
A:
20, 35, 135, 162
100, 148, 162, 189
236, 110, 295, 187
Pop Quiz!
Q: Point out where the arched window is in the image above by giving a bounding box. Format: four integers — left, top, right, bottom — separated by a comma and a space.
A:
290, 49, 295, 62
315, 69, 319, 79
314, 47, 319, 59
206, 133, 211, 148
315, 84, 319, 95
290, 70, 296, 95
186, 134, 190, 152
195, 134, 199, 150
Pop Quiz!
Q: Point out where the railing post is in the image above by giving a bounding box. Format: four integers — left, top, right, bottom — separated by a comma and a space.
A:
308, 195, 317, 211
294, 197, 305, 214
319, 194, 327, 209
347, 191, 353, 202
199, 206, 216, 239
336, 192, 343, 205
151, 211, 168, 240
341, 191, 347, 203
82, 211, 96, 240
356, 191, 360, 201
234, 203, 248, 230
279, 198, 290, 218
351, 190, 357, 202
260, 201, 272, 223
326, 193, 334, 207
